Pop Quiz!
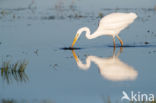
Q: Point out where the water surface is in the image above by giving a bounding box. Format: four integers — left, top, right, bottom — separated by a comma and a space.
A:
0, 0, 156, 103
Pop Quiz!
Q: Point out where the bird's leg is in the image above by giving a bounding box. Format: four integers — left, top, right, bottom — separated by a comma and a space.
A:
116, 35, 123, 47
116, 47, 123, 57
113, 37, 116, 48
120, 46, 123, 53
113, 45, 116, 57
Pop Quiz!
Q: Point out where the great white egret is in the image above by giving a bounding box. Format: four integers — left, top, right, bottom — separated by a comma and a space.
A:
71, 12, 137, 47
72, 48, 138, 81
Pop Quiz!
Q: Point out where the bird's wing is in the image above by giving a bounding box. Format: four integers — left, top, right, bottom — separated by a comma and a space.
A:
100, 13, 137, 24
98, 13, 137, 30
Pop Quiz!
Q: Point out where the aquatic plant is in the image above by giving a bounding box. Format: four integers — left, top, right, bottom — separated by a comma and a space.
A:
98, 12, 103, 18
0, 60, 28, 84
0, 10, 8, 16
1, 99, 16, 103
1, 97, 155, 103
154, 5, 156, 11
1, 99, 53, 103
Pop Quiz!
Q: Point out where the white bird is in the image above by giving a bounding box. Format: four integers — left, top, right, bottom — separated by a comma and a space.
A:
71, 12, 137, 47
72, 48, 138, 81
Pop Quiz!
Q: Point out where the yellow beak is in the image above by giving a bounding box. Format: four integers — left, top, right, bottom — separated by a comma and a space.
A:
71, 33, 79, 47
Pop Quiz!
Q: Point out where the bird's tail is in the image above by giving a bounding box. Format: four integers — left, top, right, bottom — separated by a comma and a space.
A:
130, 13, 138, 19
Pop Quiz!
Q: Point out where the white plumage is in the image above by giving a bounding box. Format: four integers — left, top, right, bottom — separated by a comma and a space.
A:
72, 49, 138, 81
71, 12, 137, 47
97, 13, 137, 35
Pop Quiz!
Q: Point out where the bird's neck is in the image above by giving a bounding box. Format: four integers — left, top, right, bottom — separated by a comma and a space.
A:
82, 27, 104, 39
83, 27, 92, 39
85, 28, 97, 39
72, 50, 91, 70
79, 27, 95, 39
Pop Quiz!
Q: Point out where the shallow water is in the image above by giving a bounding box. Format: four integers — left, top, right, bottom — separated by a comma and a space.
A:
0, 0, 156, 103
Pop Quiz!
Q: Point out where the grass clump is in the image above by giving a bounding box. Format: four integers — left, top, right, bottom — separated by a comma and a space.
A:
0, 60, 28, 84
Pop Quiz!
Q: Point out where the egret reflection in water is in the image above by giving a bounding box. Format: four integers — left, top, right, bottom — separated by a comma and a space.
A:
72, 48, 138, 81
0, 60, 28, 84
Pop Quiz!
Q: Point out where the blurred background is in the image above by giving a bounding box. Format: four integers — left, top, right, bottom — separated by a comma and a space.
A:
0, 0, 156, 9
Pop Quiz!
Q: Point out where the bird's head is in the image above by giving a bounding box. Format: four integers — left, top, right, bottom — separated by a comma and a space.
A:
71, 27, 89, 47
